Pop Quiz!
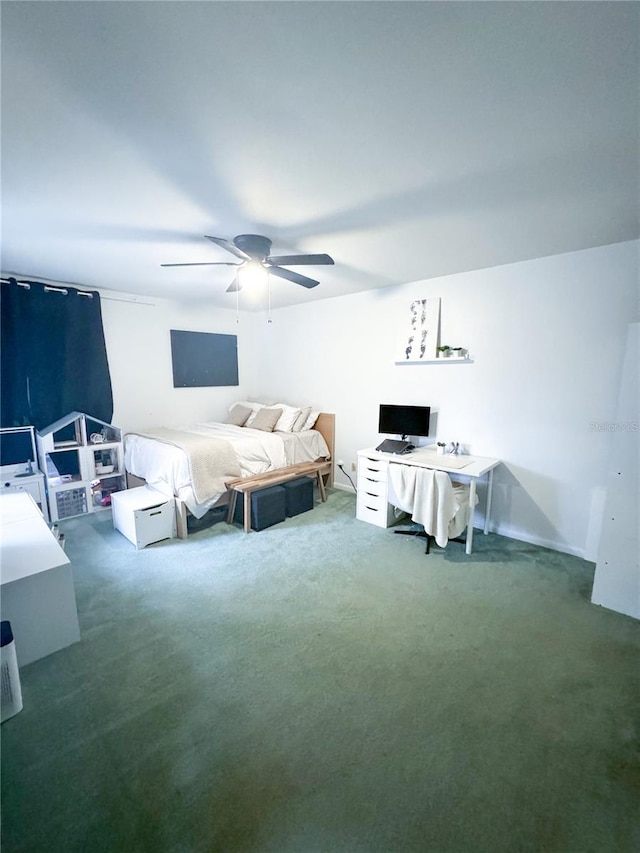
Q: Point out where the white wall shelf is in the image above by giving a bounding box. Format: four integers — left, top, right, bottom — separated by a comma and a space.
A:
394, 357, 474, 365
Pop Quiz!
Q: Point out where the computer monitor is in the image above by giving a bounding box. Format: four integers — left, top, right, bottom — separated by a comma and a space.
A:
378, 404, 431, 440
0, 427, 37, 475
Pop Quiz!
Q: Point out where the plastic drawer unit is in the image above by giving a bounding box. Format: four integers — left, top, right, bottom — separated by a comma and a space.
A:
111, 486, 176, 549
356, 453, 396, 528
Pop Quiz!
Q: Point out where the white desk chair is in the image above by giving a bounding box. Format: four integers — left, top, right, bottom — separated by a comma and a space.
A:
388, 465, 476, 554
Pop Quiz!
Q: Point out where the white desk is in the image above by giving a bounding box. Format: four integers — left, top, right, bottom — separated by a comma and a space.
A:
0, 492, 80, 666
356, 447, 501, 554
1, 469, 49, 521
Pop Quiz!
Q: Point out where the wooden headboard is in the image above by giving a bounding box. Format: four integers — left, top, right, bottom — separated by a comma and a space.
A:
314, 413, 335, 487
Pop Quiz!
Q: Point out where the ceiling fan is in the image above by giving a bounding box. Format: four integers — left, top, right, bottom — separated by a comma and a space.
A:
161, 234, 334, 292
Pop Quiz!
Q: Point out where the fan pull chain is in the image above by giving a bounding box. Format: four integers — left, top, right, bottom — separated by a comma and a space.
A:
236, 277, 240, 323
267, 274, 272, 325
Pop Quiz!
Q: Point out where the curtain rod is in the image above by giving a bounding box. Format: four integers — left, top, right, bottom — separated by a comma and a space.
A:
0, 276, 156, 306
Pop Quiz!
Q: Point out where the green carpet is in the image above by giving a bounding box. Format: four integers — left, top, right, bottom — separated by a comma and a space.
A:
2, 490, 639, 853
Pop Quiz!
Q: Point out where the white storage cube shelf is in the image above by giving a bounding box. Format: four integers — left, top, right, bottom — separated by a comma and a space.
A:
112, 486, 176, 549
36, 412, 126, 521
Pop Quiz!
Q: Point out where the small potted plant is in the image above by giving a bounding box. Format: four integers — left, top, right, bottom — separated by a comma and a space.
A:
450, 347, 464, 359
437, 345, 451, 358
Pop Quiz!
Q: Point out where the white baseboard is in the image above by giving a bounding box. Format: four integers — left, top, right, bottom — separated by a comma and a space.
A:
333, 482, 588, 560
332, 482, 355, 494
489, 523, 588, 560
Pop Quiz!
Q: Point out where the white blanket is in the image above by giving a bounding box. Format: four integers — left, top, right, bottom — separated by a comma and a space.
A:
388, 464, 474, 548
128, 428, 241, 505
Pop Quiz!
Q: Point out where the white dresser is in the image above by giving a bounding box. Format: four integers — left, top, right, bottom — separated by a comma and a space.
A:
1, 471, 48, 521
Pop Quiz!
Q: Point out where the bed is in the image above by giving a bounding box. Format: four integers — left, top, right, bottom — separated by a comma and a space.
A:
123, 403, 335, 527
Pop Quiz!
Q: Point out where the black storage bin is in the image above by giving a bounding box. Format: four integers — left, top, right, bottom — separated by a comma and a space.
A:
283, 477, 314, 517
233, 485, 286, 531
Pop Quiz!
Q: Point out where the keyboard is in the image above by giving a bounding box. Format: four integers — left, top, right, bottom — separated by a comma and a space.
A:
376, 439, 414, 454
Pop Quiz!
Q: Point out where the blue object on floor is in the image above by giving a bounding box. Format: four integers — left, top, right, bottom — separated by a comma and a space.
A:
233, 484, 286, 531
283, 477, 314, 517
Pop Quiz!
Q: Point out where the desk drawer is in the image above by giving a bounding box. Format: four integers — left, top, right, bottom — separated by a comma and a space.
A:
357, 475, 387, 497
358, 458, 388, 478
357, 488, 387, 510
356, 493, 394, 528
356, 499, 385, 527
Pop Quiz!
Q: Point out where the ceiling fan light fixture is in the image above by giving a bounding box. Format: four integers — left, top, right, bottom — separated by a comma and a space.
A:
163, 233, 333, 294
237, 261, 268, 291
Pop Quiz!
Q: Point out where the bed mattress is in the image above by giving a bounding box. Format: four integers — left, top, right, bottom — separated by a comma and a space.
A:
124, 422, 330, 517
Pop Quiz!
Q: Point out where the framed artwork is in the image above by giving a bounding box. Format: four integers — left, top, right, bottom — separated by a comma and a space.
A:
170, 330, 239, 387
395, 297, 440, 363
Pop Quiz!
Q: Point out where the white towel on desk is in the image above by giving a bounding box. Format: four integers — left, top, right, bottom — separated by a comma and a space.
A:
388, 465, 473, 548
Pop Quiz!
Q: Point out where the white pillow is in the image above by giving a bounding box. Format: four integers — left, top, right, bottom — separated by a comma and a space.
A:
302, 410, 320, 431
248, 396, 276, 406
273, 403, 302, 433
229, 400, 261, 414
292, 406, 312, 432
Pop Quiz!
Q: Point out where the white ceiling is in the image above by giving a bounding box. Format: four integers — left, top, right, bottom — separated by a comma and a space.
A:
2, 1, 638, 310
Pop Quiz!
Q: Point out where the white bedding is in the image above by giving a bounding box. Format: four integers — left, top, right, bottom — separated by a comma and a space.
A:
124, 422, 330, 517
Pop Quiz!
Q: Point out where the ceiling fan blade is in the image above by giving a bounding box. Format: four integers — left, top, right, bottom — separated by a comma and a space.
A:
161, 262, 240, 267
204, 235, 251, 260
266, 253, 334, 266
269, 266, 320, 289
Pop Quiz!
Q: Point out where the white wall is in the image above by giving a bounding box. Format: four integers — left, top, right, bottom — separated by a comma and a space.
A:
99, 241, 637, 558
101, 296, 262, 434
251, 241, 639, 559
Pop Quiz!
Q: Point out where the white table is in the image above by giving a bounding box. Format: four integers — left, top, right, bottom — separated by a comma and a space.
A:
357, 447, 501, 554
0, 492, 80, 666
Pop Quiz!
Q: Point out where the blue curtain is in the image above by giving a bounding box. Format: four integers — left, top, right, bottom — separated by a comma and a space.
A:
1, 278, 113, 430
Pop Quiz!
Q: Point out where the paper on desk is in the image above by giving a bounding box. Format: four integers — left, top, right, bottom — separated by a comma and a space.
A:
407, 449, 472, 469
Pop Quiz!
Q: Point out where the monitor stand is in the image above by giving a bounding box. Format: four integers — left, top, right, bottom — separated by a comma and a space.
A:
375, 438, 414, 454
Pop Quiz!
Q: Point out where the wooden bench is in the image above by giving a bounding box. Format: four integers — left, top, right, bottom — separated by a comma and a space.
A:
226, 461, 329, 533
